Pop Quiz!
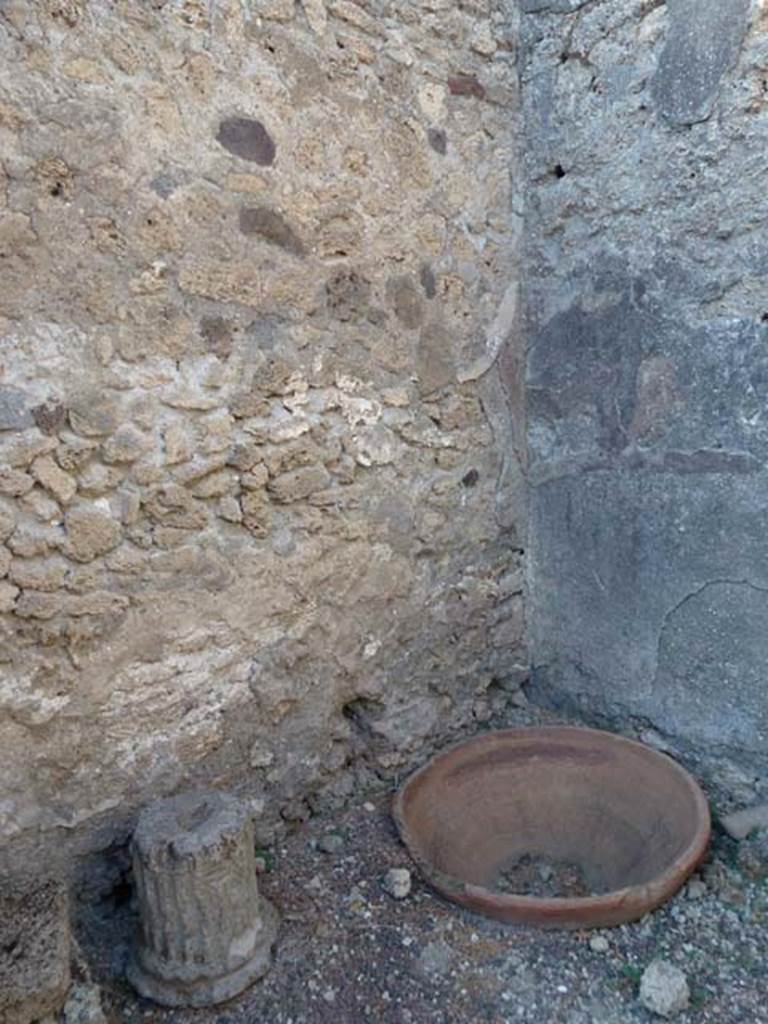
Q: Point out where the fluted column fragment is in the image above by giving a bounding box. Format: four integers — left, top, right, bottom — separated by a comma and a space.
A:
127, 790, 278, 1007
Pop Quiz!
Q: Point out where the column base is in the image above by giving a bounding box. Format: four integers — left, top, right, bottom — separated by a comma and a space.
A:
127, 897, 279, 1008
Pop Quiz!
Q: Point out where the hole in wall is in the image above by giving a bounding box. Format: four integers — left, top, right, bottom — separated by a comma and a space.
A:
342, 697, 384, 737
109, 879, 133, 909
553, 164, 566, 179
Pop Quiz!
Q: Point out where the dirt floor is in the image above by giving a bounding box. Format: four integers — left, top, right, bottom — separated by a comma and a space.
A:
78, 768, 768, 1024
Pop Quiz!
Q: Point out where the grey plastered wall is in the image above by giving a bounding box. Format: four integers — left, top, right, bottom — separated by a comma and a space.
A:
520, 0, 768, 764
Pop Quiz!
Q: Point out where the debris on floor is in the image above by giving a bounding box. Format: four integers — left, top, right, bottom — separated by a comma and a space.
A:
494, 854, 592, 899
75, 789, 768, 1024
382, 868, 412, 900
639, 959, 690, 1019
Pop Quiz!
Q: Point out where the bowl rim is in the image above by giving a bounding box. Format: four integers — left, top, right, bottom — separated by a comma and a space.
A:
392, 725, 711, 924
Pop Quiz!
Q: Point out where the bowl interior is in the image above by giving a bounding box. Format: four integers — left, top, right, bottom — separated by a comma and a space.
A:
398, 728, 706, 896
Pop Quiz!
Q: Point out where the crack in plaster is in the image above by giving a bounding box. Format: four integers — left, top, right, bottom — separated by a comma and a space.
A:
652, 577, 768, 690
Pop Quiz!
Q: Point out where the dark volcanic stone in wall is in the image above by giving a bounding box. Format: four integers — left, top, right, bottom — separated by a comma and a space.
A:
149, 173, 178, 199
239, 206, 305, 257
216, 117, 276, 165
447, 74, 486, 99
387, 274, 423, 329
652, 0, 752, 125
326, 269, 372, 322
32, 400, 67, 435
420, 264, 437, 299
427, 128, 447, 155
418, 322, 455, 396
0, 387, 31, 431
199, 317, 233, 359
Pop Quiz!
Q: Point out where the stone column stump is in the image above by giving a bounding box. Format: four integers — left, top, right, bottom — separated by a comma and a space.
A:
127, 790, 278, 1007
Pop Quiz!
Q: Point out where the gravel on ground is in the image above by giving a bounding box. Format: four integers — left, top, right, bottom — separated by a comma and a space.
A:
77, 757, 768, 1024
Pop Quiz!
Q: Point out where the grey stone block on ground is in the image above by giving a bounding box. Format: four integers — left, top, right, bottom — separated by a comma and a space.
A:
0, 880, 71, 1024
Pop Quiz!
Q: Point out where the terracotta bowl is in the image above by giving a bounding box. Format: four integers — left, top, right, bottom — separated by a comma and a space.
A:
393, 727, 710, 929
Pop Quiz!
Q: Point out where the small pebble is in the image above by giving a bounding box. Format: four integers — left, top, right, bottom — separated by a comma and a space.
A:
317, 832, 344, 854
639, 728, 674, 753
383, 867, 412, 899
686, 878, 707, 900
417, 939, 454, 977
347, 884, 367, 911
639, 959, 690, 1018
62, 981, 108, 1024
589, 934, 610, 953
721, 803, 768, 840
